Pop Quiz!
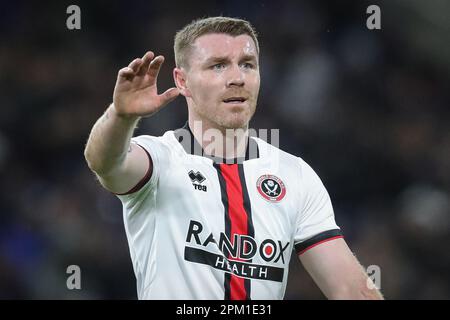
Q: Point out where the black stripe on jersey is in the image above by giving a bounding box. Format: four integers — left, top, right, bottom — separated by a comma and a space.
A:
184, 246, 285, 282
213, 163, 232, 300
238, 164, 254, 300
295, 229, 343, 255
224, 273, 232, 300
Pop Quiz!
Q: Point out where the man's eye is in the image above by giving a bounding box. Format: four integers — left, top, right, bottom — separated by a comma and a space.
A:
241, 62, 255, 69
212, 63, 226, 70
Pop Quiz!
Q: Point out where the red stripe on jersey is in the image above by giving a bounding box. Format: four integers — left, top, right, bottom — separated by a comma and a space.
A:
219, 164, 248, 300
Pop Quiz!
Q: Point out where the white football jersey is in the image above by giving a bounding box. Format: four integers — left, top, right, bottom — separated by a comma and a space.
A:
116, 124, 342, 300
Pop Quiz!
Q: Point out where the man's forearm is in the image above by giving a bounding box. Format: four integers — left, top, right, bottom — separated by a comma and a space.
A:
84, 103, 140, 175
327, 266, 384, 300
329, 283, 384, 300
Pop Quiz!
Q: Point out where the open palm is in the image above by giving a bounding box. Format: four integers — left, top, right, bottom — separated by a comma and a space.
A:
113, 51, 180, 118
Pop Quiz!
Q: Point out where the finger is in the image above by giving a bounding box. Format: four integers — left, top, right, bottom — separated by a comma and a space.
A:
118, 67, 134, 79
136, 51, 154, 76
147, 55, 165, 81
128, 58, 143, 73
158, 87, 180, 107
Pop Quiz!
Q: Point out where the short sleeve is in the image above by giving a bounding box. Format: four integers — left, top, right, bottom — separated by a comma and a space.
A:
293, 159, 343, 255
115, 135, 166, 212
115, 135, 168, 293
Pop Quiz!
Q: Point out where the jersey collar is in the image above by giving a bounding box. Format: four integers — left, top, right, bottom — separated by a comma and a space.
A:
173, 121, 259, 164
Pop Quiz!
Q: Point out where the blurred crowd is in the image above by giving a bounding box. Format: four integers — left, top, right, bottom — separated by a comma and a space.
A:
1, 0, 449, 299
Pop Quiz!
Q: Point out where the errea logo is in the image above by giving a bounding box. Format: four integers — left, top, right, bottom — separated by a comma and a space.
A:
188, 170, 207, 192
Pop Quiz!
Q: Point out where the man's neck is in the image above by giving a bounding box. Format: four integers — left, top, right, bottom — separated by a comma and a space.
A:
188, 118, 249, 160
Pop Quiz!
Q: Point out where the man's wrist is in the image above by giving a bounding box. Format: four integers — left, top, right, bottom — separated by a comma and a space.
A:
109, 103, 140, 123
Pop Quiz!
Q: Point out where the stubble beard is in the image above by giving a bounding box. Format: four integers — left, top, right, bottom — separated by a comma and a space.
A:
201, 100, 257, 130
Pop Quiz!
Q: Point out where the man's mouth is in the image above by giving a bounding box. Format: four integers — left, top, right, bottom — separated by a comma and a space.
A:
223, 97, 247, 104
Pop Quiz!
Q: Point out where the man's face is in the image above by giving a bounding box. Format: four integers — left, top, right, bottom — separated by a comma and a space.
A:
182, 33, 260, 130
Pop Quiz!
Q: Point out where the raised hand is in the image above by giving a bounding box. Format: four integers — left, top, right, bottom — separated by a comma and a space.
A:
113, 51, 180, 118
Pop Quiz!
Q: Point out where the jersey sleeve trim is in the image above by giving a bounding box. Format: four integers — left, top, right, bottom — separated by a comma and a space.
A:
114, 144, 153, 196
295, 229, 343, 255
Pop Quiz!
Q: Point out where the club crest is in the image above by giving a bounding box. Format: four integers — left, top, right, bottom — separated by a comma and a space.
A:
256, 174, 286, 202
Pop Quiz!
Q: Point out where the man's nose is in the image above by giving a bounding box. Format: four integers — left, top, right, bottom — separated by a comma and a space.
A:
226, 64, 245, 87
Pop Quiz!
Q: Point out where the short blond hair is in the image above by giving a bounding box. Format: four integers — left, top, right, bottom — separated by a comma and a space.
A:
174, 16, 259, 69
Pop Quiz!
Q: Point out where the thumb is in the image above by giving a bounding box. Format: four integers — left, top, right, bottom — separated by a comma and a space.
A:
159, 87, 180, 106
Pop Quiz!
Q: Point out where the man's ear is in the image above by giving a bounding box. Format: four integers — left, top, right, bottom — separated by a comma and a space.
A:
173, 67, 192, 98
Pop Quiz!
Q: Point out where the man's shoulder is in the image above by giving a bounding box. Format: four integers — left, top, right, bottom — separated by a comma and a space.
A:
253, 137, 319, 177
130, 130, 180, 159
131, 130, 175, 146
252, 136, 302, 164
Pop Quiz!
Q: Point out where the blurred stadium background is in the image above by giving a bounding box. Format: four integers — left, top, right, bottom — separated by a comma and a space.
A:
1, 0, 449, 299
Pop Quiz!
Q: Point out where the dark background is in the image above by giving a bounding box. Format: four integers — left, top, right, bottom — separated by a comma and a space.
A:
1, 0, 449, 299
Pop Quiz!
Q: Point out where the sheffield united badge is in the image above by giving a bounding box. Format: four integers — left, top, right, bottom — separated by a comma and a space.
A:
257, 174, 286, 202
